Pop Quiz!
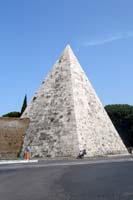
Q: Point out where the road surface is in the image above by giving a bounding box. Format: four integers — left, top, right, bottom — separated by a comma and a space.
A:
0, 158, 133, 200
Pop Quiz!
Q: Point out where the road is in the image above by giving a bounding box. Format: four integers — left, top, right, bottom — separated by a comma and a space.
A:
0, 158, 133, 200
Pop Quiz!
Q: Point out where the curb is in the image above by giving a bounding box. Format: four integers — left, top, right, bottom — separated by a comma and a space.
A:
0, 160, 38, 165
106, 153, 129, 157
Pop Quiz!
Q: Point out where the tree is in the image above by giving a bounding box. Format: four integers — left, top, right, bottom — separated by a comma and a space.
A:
105, 104, 133, 148
2, 112, 21, 118
20, 95, 27, 115
2, 95, 28, 118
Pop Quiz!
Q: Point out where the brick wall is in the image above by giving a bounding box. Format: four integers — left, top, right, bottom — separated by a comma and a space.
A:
0, 118, 30, 159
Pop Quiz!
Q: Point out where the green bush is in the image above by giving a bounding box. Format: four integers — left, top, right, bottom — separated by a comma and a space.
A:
105, 104, 133, 147
2, 112, 21, 118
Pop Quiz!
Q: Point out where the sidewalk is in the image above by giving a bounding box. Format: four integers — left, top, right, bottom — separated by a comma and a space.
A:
0, 153, 131, 165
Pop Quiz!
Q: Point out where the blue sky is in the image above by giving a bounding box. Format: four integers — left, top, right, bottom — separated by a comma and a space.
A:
0, 0, 133, 116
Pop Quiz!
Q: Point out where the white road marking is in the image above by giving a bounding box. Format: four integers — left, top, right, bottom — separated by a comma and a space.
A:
0, 157, 132, 170
36, 158, 133, 168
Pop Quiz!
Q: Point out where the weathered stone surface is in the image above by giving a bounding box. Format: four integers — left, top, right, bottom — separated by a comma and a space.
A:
21, 45, 128, 158
0, 117, 30, 158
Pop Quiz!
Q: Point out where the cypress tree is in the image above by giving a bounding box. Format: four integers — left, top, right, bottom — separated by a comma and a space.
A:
21, 95, 27, 115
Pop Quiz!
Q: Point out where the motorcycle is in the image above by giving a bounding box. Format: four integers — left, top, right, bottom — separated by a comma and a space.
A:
77, 149, 86, 159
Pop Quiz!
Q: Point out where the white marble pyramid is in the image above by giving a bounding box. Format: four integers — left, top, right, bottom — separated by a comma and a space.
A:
22, 45, 127, 158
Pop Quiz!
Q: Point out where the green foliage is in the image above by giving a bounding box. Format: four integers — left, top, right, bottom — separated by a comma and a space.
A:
21, 95, 27, 115
2, 112, 21, 118
2, 94, 27, 118
105, 104, 133, 147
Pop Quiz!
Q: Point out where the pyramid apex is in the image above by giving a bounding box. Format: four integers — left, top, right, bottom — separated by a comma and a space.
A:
65, 44, 71, 49
63, 44, 73, 54
61, 44, 78, 64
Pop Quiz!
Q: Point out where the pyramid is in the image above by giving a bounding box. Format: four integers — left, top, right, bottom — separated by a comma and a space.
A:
22, 45, 128, 158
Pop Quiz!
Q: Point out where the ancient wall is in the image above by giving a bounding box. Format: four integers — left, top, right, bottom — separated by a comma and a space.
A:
0, 118, 30, 158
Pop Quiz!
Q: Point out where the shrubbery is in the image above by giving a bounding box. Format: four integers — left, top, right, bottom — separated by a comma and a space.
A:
2, 112, 21, 118
105, 104, 133, 147
2, 95, 27, 118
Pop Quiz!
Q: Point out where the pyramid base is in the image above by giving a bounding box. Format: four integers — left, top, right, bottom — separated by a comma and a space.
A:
26, 148, 129, 159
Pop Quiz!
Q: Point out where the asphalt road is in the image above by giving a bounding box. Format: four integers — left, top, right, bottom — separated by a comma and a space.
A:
0, 159, 133, 200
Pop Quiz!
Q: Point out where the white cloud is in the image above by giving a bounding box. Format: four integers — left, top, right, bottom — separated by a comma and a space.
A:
83, 31, 133, 47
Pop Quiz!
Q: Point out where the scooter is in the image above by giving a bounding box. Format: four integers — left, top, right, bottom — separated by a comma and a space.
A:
77, 149, 86, 159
